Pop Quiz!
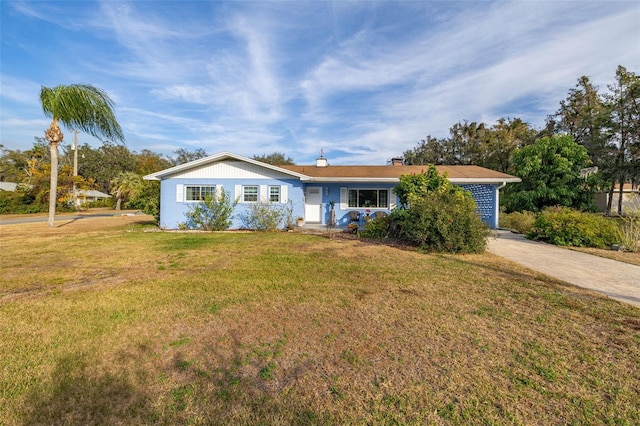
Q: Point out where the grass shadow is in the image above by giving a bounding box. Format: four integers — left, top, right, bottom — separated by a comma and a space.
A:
21, 353, 153, 425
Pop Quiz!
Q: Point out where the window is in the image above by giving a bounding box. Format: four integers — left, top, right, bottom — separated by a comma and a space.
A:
269, 186, 280, 203
243, 185, 258, 202
185, 185, 216, 201
348, 189, 389, 208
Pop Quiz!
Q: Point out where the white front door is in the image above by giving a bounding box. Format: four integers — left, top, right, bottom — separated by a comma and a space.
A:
304, 187, 322, 223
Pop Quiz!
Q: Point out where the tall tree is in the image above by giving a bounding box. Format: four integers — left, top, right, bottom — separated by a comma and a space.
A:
550, 76, 610, 163
605, 66, 640, 214
40, 84, 123, 226
252, 152, 295, 165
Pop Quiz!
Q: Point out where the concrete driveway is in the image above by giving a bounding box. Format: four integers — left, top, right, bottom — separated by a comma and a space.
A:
487, 230, 640, 308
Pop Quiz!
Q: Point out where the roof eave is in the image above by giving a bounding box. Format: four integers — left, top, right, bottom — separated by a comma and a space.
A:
143, 151, 310, 180
306, 177, 521, 184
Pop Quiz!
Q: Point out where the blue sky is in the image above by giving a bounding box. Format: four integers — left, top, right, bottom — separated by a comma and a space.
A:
1, 1, 638, 165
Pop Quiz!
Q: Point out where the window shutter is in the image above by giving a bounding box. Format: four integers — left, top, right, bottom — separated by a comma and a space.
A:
281, 185, 288, 203
217, 185, 223, 199
340, 187, 348, 209
389, 187, 396, 209
235, 185, 241, 202
260, 185, 267, 202
176, 184, 184, 202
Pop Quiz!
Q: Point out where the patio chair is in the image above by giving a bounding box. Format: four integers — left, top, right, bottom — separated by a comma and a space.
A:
374, 211, 387, 220
348, 211, 360, 223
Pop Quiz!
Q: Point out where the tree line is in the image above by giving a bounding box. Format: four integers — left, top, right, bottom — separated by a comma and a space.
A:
401, 65, 639, 214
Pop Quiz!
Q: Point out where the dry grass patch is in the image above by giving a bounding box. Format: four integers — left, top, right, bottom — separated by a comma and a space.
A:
1, 217, 639, 425
568, 246, 640, 267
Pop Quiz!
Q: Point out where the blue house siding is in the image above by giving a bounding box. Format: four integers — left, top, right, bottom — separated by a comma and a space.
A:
146, 152, 517, 230
460, 184, 499, 229
310, 183, 499, 228
159, 178, 304, 229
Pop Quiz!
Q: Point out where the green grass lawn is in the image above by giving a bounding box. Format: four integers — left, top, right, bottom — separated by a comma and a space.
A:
1, 219, 639, 425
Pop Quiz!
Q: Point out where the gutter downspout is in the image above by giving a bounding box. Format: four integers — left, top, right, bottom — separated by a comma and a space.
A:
494, 182, 507, 229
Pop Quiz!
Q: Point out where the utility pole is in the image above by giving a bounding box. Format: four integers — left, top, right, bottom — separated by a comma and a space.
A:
73, 130, 78, 209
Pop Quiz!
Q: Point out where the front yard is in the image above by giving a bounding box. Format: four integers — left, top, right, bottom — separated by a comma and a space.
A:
1, 217, 639, 424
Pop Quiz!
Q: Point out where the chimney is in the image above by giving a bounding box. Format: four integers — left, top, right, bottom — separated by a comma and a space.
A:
316, 149, 327, 167
391, 157, 404, 166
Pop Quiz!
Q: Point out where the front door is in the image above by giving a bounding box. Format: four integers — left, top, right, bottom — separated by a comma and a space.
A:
304, 187, 322, 223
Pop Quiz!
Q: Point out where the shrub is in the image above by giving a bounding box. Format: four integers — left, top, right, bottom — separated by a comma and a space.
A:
361, 215, 391, 239
387, 190, 490, 253
184, 190, 236, 231
500, 211, 537, 234
238, 200, 293, 231
527, 207, 621, 248
619, 213, 640, 252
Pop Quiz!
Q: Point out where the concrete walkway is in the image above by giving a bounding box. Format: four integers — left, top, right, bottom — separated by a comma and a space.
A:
487, 230, 640, 308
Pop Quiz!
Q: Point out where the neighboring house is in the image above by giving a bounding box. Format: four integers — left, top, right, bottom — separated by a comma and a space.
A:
144, 152, 521, 230
75, 189, 112, 206
596, 184, 640, 214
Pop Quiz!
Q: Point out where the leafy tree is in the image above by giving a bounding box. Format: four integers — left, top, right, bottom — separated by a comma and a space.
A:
252, 152, 295, 165
76, 142, 136, 193
40, 84, 124, 226
135, 149, 172, 176
172, 148, 208, 166
504, 135, 598, 212
110, 171, 143, 210
484, 118, 538, 173
403, 136, 450, 165
0, 145, 29, 182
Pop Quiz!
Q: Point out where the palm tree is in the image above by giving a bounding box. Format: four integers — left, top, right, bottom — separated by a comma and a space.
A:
110, 171, 143, 210
41, 84, 124, 226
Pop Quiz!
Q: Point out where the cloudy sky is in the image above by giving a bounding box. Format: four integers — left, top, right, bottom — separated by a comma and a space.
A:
1, 1, 638, 165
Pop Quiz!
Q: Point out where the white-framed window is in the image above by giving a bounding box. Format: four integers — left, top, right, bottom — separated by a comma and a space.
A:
243, 185, 258, 202
185, 185, 216, 201
268, 185, 281, 203
347, 189, 389, 208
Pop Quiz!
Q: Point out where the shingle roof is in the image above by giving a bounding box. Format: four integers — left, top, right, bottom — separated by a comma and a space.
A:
280, 164, 520, 183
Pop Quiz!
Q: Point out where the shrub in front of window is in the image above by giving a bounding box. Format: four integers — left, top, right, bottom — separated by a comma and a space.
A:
238, 200, 293, 231
184, 190, 236, 231
388, 190, 489, 253
382, 165, 489, 253
527, 207, 621, 248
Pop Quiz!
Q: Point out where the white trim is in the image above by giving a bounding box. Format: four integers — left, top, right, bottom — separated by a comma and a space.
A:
176, 184, 184, 202
340, 187, 348, 210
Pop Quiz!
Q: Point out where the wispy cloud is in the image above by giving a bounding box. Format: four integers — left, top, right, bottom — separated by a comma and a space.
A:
1, 0, 638, 164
